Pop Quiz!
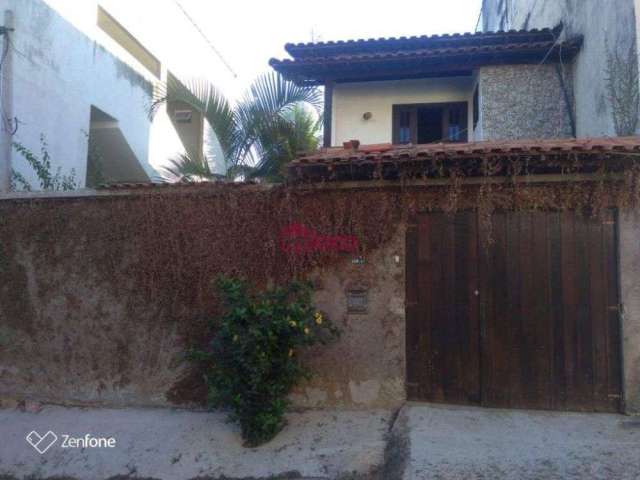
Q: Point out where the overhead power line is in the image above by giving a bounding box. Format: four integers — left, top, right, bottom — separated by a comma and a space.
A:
173, 0, 238, 78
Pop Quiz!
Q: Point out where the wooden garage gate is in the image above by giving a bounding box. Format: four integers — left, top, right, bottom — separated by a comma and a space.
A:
405, 210, 622, 412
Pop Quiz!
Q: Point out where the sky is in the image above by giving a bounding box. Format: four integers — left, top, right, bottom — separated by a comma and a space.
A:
97, 0, 484, 99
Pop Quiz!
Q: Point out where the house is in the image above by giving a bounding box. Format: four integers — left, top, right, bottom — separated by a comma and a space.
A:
269, 16, 640, 415
0, 0, 213, 191
0, 0, 639, 423
270, 26, 581, 147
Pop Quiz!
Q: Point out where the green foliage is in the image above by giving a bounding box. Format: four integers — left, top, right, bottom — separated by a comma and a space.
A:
160, 153, 225, 183
190, 276, 338, 447
151, 72, 322, 182
11, 135, 77, 191
10, 170, 31, 192
251, 104, 321, 182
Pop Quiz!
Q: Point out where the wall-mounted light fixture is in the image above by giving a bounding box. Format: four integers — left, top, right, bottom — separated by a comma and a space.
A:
362, 112, 373, 121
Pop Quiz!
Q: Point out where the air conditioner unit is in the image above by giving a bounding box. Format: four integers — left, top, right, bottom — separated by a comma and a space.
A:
174, 110, 193, 123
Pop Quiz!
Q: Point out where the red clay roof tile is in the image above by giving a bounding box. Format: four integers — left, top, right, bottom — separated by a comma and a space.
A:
292, 137, 640, 165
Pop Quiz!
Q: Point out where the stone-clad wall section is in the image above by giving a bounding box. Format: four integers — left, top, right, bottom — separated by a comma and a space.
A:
479, 64, 574, 141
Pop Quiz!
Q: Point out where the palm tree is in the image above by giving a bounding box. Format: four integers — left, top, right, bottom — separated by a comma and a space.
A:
150, 73, 322, 182
249, 104, 322, 182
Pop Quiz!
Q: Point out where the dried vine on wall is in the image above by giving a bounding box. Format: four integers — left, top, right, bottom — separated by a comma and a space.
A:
605, 40, 640, 136
1, 163, 639, 338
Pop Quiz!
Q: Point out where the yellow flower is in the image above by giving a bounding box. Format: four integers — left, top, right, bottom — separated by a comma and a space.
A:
288, 348, 294, 357
314, 312, 323, 325
304, 327, 310, 335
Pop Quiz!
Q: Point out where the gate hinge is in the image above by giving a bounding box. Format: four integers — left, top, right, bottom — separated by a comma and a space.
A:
608, 304, 626, 316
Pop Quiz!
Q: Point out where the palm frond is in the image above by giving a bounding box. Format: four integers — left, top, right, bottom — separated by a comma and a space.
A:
242, 72, 323, 117
232, 73, 322, 165
226, 164, 257, 181
160, 153, 217, 183
151, 75, 237, 162
251, 105, 321, 182
149, 72, 322, 182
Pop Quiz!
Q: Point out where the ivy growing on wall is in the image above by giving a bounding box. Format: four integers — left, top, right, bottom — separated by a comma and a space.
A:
11, 134, 77, 191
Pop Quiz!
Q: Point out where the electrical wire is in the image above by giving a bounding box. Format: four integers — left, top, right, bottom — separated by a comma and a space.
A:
172, 0, 237, 78
474, 3, 483, 33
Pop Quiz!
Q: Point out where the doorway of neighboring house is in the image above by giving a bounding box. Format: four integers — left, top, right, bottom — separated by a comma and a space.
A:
405, 210, 623, 413
393, 102, 468, 145
86, 105, 149, 186
85, 107, 112, 187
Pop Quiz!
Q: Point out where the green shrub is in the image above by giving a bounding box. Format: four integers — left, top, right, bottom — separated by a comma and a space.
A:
190, 276, 339, 447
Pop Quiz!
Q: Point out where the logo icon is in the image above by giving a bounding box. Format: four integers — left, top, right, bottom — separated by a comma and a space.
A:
26, 430, 58, 454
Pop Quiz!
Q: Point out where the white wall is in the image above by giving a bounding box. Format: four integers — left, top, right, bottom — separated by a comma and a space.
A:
40, 0, 236, 178
1, 0, 157, 188
331, 77, 476, 146
481, 0, 637, 138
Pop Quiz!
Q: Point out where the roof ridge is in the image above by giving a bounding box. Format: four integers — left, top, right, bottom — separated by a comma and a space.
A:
283, 26, 559, 54
271, 40, 563, 66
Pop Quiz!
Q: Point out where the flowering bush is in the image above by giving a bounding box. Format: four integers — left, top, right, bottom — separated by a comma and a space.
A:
190, 276, 339, 447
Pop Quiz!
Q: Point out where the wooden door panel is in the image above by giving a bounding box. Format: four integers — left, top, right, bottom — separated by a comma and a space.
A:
603, 211, 623, 411
480, 210, 621, 412
406, 210, 622, 412
406, 212, 480, 404
480, 212, 510, 407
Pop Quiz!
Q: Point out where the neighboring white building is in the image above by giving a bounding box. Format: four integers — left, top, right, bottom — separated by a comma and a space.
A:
0, 0, 214, 191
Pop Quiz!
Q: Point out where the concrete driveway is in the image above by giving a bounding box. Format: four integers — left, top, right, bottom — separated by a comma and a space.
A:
398, 403, 640, 480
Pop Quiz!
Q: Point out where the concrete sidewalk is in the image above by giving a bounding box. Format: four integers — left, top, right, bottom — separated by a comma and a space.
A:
0, 406, 393, 480
399, 403, 640, 480
2, 403, 640, 479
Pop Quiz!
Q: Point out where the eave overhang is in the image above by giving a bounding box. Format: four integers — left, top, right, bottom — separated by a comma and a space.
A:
270, 26, 583, 85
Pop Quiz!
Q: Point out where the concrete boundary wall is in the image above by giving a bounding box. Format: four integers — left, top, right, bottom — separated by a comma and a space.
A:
0, 187, 407, 410
0, 188, 638, 414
